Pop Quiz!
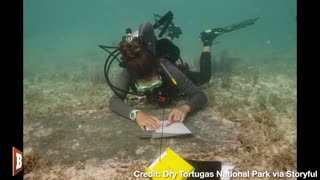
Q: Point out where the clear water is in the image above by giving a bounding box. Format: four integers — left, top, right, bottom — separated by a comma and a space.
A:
24, 0, 296, 74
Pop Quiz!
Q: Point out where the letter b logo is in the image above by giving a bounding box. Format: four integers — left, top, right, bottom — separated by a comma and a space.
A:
12, 147, 23, 176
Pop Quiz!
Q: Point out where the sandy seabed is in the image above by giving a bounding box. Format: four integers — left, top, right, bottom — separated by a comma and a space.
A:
23, 62, 296, 180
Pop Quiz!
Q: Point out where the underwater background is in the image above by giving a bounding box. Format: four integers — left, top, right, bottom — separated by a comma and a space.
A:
24, 0, 296, 179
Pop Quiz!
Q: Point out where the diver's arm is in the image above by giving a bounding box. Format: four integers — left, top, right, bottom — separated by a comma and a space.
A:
109, 69, 135, 120
163, 60, 208, 112
109, 70, 161, 129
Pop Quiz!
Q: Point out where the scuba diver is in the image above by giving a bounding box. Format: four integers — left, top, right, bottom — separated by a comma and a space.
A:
101, 11, 259, 130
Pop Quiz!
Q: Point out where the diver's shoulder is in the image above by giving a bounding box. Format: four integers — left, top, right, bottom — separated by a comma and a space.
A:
159, 58, 182, 77
159, 58, 175, 67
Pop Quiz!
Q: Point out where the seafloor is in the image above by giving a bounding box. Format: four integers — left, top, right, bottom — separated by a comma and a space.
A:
23, 55, 296, 180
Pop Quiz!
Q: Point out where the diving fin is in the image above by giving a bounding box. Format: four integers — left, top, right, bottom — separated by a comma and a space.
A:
216, 17, 260, 35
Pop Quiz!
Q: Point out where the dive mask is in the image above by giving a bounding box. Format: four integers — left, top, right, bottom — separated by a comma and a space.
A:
136, 76, 163, 93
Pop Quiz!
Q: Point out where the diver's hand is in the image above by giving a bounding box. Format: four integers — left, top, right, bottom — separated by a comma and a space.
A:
168, 104, 191, 123
136, 112, 161, 130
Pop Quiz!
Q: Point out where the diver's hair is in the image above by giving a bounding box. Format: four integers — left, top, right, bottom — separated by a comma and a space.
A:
119, 38, 159, 80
